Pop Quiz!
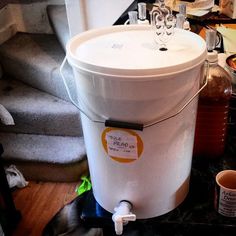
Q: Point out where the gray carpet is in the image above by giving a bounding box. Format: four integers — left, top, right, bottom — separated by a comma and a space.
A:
0, 78, 83, 136
1, 133, 88, 182
0, 32, 77, 102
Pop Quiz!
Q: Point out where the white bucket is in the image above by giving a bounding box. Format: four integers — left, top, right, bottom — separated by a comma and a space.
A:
66, 25, 207, 218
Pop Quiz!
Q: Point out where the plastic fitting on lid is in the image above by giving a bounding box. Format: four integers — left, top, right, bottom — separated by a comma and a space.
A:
179, 3, 187, 17
138, 2, 147, 20
128, 11, 138, 24
176, 13, 185, 29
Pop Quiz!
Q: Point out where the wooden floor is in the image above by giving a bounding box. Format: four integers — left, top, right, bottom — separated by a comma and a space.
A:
11, 181, 79, 236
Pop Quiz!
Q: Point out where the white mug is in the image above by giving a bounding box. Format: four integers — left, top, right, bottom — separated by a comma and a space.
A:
215, 170, 236, 217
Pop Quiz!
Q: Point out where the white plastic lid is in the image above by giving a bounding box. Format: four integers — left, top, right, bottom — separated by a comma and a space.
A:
67, 25, 207, 77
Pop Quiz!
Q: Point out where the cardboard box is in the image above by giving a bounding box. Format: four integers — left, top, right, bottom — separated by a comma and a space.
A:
220, 0, 236, 19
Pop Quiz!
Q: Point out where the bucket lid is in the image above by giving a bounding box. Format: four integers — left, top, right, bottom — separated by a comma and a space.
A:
67, 25, 206, 77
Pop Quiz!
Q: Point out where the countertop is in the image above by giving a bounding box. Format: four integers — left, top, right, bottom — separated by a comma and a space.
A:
81, 140, 236, 235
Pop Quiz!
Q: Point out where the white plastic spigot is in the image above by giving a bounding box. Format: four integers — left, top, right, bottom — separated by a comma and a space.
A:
112, 201, 136, 235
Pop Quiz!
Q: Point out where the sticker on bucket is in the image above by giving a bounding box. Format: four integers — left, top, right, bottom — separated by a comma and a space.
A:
102, 128, 143, 163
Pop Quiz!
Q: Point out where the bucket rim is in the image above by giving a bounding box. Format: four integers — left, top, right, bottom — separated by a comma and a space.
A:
67, 55, 205, 80
66, 25, 207, 78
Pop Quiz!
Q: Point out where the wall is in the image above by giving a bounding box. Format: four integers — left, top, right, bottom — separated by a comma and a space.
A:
9, 0, 64, 33
0, 0, 48, 9
65, 0, 135, 37
0, 0, 64, 44
0, 5, 16, 44
0, 0, 136, 44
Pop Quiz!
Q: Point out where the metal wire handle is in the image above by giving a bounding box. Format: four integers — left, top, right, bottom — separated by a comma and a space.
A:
144, 61, 209, 128
60, 57, 209, 130
60, 57, 104, 125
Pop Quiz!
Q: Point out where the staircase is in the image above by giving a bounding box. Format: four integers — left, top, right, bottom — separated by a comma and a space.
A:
0, 5, 88, 182
0, 0, 138, 182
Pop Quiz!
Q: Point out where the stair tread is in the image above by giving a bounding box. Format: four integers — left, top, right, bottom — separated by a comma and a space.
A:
0, 32, 77, 101
0, 79, 76, 114
0, 78, 82, 136
0, 132, 86, 164
0, 32, 64, 66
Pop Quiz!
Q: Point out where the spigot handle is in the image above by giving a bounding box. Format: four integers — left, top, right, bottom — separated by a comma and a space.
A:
122, 214, 136, 222
114, 219, 123, 235
113, 214, 136, 235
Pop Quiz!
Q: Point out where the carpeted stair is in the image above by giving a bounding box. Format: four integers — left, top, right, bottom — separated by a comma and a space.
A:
0, 32, 76, 102
0, 5, 88, 182
0, 79, 82, 136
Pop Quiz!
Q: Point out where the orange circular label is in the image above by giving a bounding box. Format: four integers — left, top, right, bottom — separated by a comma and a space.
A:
101, 128, 143, 163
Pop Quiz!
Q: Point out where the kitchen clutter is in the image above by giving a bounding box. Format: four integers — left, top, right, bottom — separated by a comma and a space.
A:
220, 0, 236, 19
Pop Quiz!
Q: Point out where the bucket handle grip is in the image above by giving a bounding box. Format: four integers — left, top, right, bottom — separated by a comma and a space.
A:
105, 120, 144, 131
60, 57, 209, 130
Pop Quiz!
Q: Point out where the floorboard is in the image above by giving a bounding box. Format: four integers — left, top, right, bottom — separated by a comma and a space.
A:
11, 181, 79, 236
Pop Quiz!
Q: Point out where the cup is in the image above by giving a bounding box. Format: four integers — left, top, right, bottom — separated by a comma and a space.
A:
215, 170, 236, 217
124, 11, 138, 25
176, 13, 185, 29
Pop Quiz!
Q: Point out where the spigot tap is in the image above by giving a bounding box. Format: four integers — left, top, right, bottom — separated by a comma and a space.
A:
112, 201, 136, 235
